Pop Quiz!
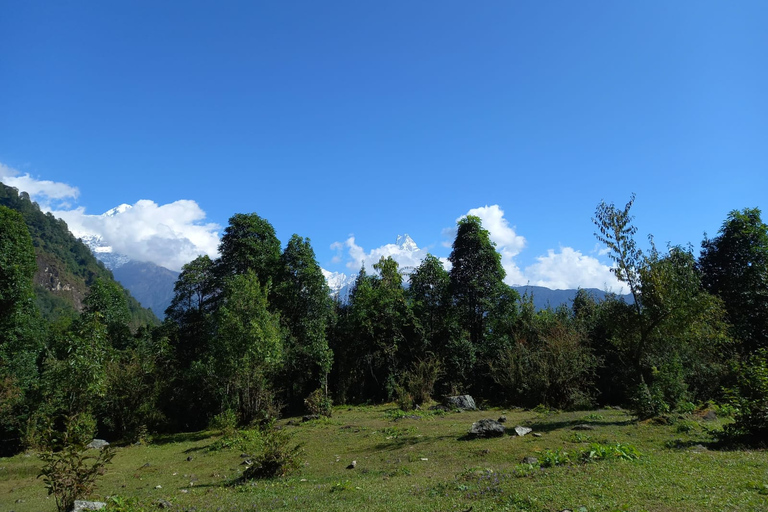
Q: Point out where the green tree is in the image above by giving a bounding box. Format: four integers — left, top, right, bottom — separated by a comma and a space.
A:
449, 215, 506, 348
700, 207, 768, 353
211, 270, 282, 424
273, 235, 334, 408
0, 206, 44, 454
165, 255, 216, 368
217, 213, 281, 286
594, 197, 731, 414
80, 278, 131, 349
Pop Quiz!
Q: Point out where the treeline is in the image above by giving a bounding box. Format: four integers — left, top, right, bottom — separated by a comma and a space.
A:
1, 196, 767, 455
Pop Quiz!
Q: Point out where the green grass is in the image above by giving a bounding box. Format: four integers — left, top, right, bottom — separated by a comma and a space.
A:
1, 405, 766, 512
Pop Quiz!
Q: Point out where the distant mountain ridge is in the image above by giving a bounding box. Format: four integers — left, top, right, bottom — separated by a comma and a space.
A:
512, 285, 632, 310
78, 233, 179, 318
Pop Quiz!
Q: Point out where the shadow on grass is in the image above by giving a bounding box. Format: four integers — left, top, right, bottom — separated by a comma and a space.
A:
369, 433, 458, 451
524, 418, 635, 433
151, 431, 214, 445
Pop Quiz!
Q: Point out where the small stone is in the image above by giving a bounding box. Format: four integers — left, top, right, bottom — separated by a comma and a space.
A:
498, 415, 507, 423
155, 498, 172, 508
186, 456, 193, 462
702, 410, 717, 421
572, 424, 595, 431
522, 456, 539, 465
347, 460, 357, 469
532, 433, 542, 437
180, 489, 189, 493
513, 426, 532, 437
155, 484, 162, 489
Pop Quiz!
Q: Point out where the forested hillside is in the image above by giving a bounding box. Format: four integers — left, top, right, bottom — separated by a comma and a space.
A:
1, 195, 767, 460
0, 183, 157, 327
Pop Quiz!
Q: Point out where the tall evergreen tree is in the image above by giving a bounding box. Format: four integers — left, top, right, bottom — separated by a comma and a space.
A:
448, 215, 506, 348
273, 235, 334, 407
217, 213, 281, 286
700, 207, 768, 353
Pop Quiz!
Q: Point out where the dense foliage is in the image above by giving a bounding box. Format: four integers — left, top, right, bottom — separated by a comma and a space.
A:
1, 190, 767, 454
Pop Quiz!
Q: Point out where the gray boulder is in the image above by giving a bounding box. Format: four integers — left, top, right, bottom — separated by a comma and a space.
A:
72, 501, 106, 512
469, 419, 505, 438
86, 439, 109, 450
445, 395, 476, 410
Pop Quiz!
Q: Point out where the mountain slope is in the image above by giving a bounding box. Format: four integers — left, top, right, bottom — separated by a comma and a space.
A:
0, 182, 158, 326
112, 261, 179, 318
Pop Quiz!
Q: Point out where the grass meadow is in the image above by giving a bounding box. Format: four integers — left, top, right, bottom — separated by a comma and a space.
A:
2, 405, 767, 512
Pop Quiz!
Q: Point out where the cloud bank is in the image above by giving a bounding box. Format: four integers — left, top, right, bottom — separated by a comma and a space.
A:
52, 201, 220, 272
333, 204, 627, 293
1, 162, 220, 272
331, 235, 433, 273
0, 163, 79, 207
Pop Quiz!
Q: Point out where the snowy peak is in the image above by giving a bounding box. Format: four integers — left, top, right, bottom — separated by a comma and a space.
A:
322, 269, 357, 302
396, 234, 418, 252
78, 234, 130, 270
104, 203, 132, 217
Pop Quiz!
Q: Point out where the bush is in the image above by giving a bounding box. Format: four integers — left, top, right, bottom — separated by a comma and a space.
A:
37, 414, 116, 512
210, 409, 239, 435
722, 349, 768, 444
405, 355, 442, 406
242, 424, 304, 480
490, 323, 597, 410
304, 388, 332, 417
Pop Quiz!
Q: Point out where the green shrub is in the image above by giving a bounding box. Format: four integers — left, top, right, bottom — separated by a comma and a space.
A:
210, 409, 239, 434
405, 355, 442, 406
722, 349, 768, 443
304, 388, 333, 417
37, 414, 116, 512
242, 424, 304, 479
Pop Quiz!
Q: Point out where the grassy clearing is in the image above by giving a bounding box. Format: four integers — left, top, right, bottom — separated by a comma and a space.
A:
1, 405, 767, 512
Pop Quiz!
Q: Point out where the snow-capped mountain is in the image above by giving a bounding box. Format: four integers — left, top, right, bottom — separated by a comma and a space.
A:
395, 234, 418, 252
79, 234, 131, 270
321, 234, 422, 302
321, 269, 357, 302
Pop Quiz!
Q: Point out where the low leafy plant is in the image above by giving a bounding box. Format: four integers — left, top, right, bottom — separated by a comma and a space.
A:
675, 420, 698, 434
208, 428, 262, 452
104, 495, 149, 512
242, 424, 304, 479
540, 448, 571, 467
580, 442, 641, 462
37, 414, 116, 512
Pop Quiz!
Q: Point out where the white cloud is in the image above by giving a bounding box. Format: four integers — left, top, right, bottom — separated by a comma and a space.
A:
523, 247, 628, 293
0, 163, 79, 207
1, 161, 220, 272
331, 235, 431, 273
331, 204, 625, 294
51, 200, 220, 272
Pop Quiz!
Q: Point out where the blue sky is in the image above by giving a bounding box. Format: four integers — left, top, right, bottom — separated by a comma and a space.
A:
1, 1, 766, 291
